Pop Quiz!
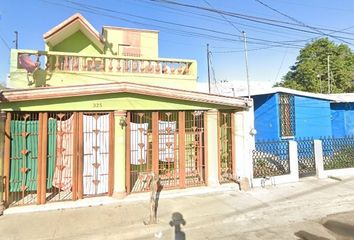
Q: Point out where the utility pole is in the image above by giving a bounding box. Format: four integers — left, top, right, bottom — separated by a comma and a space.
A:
207, 44, 211, 94
14, 31, 18, 49
327, 54, 330, 94
242, 31, 250, 98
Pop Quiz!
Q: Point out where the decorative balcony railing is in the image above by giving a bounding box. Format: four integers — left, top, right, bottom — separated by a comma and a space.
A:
14, 50, 195, 76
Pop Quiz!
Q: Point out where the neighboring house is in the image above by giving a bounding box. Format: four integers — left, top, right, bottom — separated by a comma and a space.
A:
248, 87, 354, 141
330, 94, 354, 138
249, 87, 336, 141
0, 13, 254, 209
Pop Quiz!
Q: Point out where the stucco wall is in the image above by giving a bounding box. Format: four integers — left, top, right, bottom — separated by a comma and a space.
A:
51, 30, 102, 54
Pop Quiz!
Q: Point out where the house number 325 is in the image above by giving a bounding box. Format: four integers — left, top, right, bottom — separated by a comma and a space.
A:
93, 102, 103, 108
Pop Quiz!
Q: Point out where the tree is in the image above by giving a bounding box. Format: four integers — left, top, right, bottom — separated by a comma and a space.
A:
275, 38, 354, 93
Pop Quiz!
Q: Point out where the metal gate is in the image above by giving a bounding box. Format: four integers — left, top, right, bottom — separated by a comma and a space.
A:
4, 111, 114, 207
184, 111, 206, 187
46, 112, 76, 202
82, 112, 113, 197
157, 112, 179, 189
297, 138, 316, 177
127, 111, 206, 193
218, 112, 234, 183
6, 113, 40, 206
127, 112, 153, 193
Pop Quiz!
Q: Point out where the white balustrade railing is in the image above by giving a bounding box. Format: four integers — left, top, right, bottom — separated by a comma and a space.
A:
17, 51, 194, 76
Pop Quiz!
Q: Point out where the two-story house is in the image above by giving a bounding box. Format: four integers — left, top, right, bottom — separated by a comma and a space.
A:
0, 13, 254, 210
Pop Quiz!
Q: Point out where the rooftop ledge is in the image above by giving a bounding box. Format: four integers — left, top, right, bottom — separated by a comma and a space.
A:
10, 49, 197, 79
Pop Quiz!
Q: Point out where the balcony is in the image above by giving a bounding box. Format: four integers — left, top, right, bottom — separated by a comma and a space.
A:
9, 49, 197, 90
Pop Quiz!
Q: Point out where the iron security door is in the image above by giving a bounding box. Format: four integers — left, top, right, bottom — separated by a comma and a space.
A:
82, 112, 111, 196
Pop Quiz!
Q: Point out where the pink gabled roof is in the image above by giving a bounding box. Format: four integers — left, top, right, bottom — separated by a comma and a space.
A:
43, 13, 103, 49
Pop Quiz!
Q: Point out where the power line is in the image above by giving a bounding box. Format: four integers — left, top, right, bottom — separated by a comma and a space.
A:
138, 0, 316, 40
65, 0, 304, 47
253, 0, 354, 46
43, 0, 305, 49
212, 45, 292, 53
40, 0, 243, 44
0, 32, 10, 50
202, 0, 242, 34
146, 0, 354, 36
267, 0, 354, 13
208, 52, 220, 94
150, 0, 354, 43
273, 48, 288, 84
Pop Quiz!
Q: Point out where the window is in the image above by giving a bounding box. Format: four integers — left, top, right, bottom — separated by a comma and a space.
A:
279, 94, 295, 137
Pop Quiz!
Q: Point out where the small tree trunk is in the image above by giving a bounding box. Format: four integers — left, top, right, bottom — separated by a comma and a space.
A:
144, 172, 159, 225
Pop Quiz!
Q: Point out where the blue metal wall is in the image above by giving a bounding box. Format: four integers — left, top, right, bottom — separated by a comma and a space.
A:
253, 94, 280, 141
253, 93, 332, 141
331, 102, 354, 137
294, 95, 332, 139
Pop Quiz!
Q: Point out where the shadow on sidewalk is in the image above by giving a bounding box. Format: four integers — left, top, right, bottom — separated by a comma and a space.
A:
169, 212, 186, 240
294, 231, 330, 240
322, 220, 354, 238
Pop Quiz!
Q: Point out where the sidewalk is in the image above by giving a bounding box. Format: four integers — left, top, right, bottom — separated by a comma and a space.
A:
1, 176, 354, 240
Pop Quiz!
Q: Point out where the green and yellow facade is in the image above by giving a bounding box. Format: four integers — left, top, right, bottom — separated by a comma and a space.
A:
0, 13, 254, 209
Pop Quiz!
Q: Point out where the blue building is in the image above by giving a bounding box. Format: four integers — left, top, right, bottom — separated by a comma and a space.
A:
330, 93, 354, 138
250, 87, 340, 141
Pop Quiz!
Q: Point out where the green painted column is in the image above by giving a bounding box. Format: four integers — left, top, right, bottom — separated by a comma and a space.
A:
207, 109, 220, 187
113, 110, 127, 198
0, 111, 6, 213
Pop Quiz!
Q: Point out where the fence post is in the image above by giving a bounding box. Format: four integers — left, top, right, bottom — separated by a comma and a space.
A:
314, 140, 326, 179
289, 140, 299, 182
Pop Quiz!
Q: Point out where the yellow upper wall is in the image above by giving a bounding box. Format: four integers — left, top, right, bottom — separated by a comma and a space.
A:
9, 14, 197, 91
49, 30, 103, 55
103, 27, 159, 58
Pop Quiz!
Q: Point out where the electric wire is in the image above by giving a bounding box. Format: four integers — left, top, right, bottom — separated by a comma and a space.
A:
41, 0, 305, 48
149, 0, 354, 42
253, 0, 354, 46
0, 32, 10, 50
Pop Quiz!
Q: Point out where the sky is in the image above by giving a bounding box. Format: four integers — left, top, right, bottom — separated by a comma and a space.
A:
1, 0, 354, 91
